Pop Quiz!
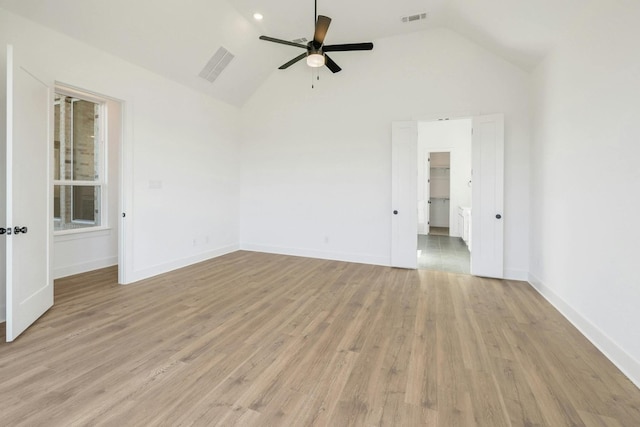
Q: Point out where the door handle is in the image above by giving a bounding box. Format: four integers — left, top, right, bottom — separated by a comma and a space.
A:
14, 226, 28, 234
1, 227, 12, 235
393, 210, 398, 215
495, 214, 502, 219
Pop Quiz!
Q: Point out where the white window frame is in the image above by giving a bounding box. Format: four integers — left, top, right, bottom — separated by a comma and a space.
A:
53, 87, 108, 235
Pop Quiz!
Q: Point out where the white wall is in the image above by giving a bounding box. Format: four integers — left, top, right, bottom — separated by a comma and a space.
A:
52, 98, 121, 279
0, 8, 241, 300
418, 119, 472, 236
530, 0, 640, 386
240, 28, 530, 278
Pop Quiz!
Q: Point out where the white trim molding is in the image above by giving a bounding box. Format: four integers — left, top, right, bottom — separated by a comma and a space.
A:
528, 273, 640, 389
54, 256, 118, 279
126, 244, 240, 285
240, 243, 388, 267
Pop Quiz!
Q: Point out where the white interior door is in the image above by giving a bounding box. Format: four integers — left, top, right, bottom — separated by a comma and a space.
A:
424, 155, 430, 235
470, 114, 504, 278
5, 44, 53, 341
391, 121, 417, 269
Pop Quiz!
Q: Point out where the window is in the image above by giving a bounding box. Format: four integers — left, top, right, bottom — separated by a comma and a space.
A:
53, 90, 106, 232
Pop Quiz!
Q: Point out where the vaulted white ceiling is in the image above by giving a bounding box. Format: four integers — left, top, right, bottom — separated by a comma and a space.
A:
0, 0, 590, 107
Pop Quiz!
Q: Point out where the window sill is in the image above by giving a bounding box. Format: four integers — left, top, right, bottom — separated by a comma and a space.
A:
54, 226, 113, 242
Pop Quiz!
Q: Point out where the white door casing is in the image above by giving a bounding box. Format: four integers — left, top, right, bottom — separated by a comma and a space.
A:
5, 44, 53, 341
391, 121, 417, 269
470, 114, 504, 278
391, 116, 504, 274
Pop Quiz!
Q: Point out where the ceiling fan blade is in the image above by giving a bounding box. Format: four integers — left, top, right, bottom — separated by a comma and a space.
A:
279, 53, 307, 69
259, 35, 307, 49
323, 42, 374, 52
324, 55, 342, 73
313, 15, 332, 47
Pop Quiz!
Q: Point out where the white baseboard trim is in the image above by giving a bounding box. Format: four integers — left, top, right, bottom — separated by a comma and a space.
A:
528, 272, 640, 389
240, 243, 389, 267
504, 269, 529, 281
54, 256, 118, 279
127, 244, 240, 284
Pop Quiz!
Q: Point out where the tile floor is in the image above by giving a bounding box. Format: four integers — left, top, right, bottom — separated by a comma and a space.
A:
417, 232, 470, 274
428, 226, 450, 236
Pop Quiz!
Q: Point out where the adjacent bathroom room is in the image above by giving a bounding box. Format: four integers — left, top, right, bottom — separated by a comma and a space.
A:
417, 118, 472, 273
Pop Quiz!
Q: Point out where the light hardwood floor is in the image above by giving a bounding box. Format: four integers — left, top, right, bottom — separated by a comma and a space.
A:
1, 251, 639, 426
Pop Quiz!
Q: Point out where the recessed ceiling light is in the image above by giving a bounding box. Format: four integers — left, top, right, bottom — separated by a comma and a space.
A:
253, 13, 263, 21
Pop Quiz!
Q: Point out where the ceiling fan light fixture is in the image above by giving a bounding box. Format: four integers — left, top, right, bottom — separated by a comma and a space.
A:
259, 0, 373, 74
306, 53, 325, 67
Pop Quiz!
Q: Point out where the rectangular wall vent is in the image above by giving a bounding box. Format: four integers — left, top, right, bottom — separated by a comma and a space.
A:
199, 47, 235, 83
292, 37, 308, 44
401, 12, 428, 23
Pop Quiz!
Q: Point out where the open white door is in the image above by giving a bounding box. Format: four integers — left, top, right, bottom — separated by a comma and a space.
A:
470, 114, 504, 278
391, 121, 417, 269
5, 45, 53, 341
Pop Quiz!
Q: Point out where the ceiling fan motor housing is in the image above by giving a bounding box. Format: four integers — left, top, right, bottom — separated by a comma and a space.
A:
308, 42, 323, 56
259, 6, 373, 73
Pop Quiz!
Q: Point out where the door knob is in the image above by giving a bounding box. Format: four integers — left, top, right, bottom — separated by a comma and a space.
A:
496, 214, 502, 219
393, 210, 398, 215
14, 226, 28, 234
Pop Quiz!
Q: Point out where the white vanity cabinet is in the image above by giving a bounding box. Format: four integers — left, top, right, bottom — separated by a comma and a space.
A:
458, 206, 471, 250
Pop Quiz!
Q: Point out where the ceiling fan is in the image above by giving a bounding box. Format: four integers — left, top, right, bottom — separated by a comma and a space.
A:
258, 0, 374, 73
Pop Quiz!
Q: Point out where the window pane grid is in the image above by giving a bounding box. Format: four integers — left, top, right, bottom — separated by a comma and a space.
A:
54, 185, 102, 231
53, 90, 106, 233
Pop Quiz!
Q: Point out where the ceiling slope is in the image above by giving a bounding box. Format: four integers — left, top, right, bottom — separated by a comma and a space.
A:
0, 0, 595, 107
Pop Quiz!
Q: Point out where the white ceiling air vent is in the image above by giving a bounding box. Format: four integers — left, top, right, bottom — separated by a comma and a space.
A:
401, 12, 428, 23
292, 37, 308, 44
199, 47, 235, 83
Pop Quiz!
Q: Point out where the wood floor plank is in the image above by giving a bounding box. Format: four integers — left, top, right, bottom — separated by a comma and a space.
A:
1, 251, 639, 426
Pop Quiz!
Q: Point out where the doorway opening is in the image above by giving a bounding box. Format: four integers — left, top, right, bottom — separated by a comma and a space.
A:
416, 119, 472, 274
52, 84, 122, 280
427, 152, 451, 235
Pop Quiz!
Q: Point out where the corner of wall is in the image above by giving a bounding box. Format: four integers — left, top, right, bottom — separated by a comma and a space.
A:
528, 272, 640, 389
126, 244, 240, 285
53, 256, 118, 280
504, 269, 529, 281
